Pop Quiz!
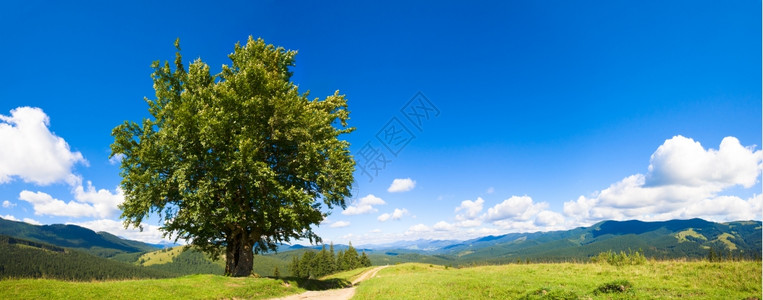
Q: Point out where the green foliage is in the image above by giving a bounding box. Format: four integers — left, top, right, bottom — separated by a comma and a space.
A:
289, 255, 301, 277
591, 249, 646, 266
707, 247, 718, 262
360, 252, 372, 268
299, 251, 316, 278
287, 242, 370, 279
272, 266, 280, 278
593, 279, 632, 295
110, 251, 146, 264
111, 36, 355, 276
706, 247, 748, 262
340, 242, 360, 270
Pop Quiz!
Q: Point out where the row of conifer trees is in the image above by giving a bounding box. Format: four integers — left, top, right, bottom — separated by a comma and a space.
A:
288, 242, 371, 278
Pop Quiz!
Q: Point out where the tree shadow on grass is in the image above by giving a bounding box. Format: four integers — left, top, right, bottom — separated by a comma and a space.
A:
280, 277, 352, 291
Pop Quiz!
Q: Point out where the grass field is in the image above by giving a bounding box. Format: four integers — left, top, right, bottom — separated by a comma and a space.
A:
2, 261, 759, 299
355, 261, 762, 299
0, 270, 358, 300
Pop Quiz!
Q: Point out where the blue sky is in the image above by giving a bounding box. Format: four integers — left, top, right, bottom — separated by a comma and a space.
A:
0, 1, 760, 245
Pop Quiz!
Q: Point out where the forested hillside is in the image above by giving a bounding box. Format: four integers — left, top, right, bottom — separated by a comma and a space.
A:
0, 235, 173, 280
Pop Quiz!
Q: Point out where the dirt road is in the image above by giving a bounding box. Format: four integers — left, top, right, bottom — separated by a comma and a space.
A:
272, 266, 387, 300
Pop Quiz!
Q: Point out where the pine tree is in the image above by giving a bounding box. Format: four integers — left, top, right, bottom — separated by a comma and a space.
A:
328, 242, 337, 273
289, 255, 301, 277
336, 250, 347, 271
315, 245, 329, 277
360, 251, 371, 267
345, 242, 359, 270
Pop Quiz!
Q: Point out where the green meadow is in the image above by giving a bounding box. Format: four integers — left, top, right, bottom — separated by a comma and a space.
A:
354, 262, 761, 299
0, 271, 360, 300
2, 261, 759, 299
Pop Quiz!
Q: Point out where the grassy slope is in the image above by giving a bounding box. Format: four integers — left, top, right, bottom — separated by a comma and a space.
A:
138, 247, 186, 266
354, 262, 762, 299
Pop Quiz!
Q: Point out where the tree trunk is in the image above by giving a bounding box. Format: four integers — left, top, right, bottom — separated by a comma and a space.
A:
225, 231, 254, 277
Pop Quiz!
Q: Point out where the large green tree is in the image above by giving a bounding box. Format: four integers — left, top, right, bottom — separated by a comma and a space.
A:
111, 37, 355, 276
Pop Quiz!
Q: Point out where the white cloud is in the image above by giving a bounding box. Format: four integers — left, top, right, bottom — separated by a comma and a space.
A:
647, 136, 761, 188
342, 194, 386, 215
20, 190, 98, 218
22, 217, 41, 225
330, 221, 350, 228
465, 227, 502, 237
455, 219, 482, 228
378, 208, 409, 222
2, 214, 18, 221
535, 210, 565, 227
433, 221, 455, 231
564, 135, 763, 225
486, 187, 495, 194
485, 195, 547, 222
406, 224, 430, 233
452, 197, 486, 227
370, 229, 382, 233
19, 182, 124, 218
2, 200, 15, 208
72, 181, 124, 218
492, 219, 540, 232
387, 178, 416, 192
473, 195, 569, 232
0, 107, 86, 186
455, 197, 484, 220
69, 219, 171, 245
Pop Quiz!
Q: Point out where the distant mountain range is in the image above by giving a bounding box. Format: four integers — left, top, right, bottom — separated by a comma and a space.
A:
287, 218, 762, 261
417, 218, 761, 262
0, 216, 760, 279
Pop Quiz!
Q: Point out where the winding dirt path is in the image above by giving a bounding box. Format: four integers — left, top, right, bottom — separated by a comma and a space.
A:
272, 266, 387, 300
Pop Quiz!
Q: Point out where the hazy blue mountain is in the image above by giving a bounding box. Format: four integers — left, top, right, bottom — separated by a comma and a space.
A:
362, 239, 461, 251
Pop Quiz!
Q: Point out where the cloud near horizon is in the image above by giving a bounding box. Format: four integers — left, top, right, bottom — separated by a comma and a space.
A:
564, 136, 762, 225
2, 214, 41, 225
330, 220, 351, 228
410, 135, 762, 242
19, 181, 124, 218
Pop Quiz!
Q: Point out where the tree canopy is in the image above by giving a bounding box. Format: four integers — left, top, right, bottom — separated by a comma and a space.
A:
111, 36, 355, 276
